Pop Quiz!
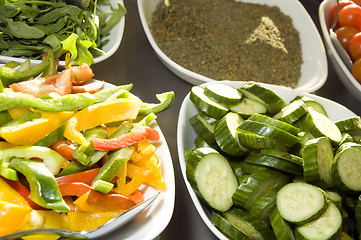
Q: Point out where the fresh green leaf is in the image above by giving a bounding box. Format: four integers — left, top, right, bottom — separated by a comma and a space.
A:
61, 33, 78, 64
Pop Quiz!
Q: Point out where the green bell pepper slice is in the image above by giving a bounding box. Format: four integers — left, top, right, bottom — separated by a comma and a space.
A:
9, 158, 70, 212
138, 91, 174, 115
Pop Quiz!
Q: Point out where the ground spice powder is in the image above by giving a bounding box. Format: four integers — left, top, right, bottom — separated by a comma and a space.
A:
150, 0, 303, 88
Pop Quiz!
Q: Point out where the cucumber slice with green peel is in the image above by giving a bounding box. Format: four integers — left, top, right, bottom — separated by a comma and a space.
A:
185, 147, 238, 212
223, 208, 275, 240
355, 194, 361, 237
260, 149, 303, 166
340, 232, 354, 240
204, 83, 242, 105
229, 97, 267, 117
189, 114, 217, 148
302, 110, 342, 145
238, 120, 300, 147
190, 86, 229, 119
269, 207, 295, 240
335, 116, 361, 132
248, 113, 300, 135
295, 202, 342, 240
289, 131, 314, 157
324, 190, 343, 211
277, 182, 328, 224
297, 96, 328, 117
214, 112, 248, 156
232, 169, 288, 210
237, 82, 286, 115
194, 136, 211, 148
249, 189, 277, 223
302, 137, 334, 187
338, 132, 355, 147
273, 99, 308, 124
241, 162, 270, 174
238, 129, 288, 151
212, 212, 253, 240
336, 141, 361, 154
244, 153, 303, 176
331, 146, 361, 192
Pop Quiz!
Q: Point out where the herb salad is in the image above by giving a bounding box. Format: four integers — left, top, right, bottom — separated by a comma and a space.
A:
0, 0, 126, 66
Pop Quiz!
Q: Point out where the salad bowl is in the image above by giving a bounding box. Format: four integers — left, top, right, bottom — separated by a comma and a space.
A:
138, 0, 328, 92
0, 0, 125, 67
177, 81, 356, 239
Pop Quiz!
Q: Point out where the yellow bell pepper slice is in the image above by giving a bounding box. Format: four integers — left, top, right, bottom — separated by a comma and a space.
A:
0, 178, 32, 236
0, 201, 32, 237
7, 107, 31, 119
0, 141, 17, 149
0, 111, 74, 146
64, 98, 141, 145
67, 211, 123, 231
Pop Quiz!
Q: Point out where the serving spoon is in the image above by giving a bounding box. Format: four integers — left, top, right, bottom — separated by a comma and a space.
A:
329, 0, 353, 71
0, 192, 160, 240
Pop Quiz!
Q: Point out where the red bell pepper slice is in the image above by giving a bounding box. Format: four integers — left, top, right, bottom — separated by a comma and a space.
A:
86, 189, 136, 209
56, 168, 100, 186
58, 182, 93, 197
91, 126, 160, 151
128, 189, 144, 205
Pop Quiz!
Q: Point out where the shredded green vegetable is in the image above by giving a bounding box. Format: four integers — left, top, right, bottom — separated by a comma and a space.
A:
0, 0, 126, 65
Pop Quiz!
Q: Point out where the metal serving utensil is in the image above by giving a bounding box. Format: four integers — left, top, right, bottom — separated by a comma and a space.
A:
329, 0, 353, 71
0, 192, 160, 240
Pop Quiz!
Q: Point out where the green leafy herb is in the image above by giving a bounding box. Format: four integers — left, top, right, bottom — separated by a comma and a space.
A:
0, 0, 126, 65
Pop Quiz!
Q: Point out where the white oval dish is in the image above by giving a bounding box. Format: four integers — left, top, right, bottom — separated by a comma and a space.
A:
0, 0, 125, 67
138, 0, 328, 92
176, 81, 356, 239
319, 0, 361, 101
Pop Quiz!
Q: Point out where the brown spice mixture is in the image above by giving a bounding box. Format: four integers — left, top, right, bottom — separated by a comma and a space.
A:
150, 0, 303, 88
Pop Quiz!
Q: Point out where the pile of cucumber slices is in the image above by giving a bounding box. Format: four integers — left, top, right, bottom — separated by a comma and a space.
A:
184, 82, 361, 240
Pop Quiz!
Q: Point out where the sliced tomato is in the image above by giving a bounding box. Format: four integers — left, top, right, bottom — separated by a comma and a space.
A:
91, 126, 160, 151
55, 69, 72, 96
70, 63, 95, 84
72, 79, 105, 94
127, 190, 144, 205
10, 78, 56, 98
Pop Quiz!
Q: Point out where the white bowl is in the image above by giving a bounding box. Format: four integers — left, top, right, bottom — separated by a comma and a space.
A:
319, 0, 361, 101
0, 0, 125, 67
138, 0, 328, 92
177, 81, 356, 240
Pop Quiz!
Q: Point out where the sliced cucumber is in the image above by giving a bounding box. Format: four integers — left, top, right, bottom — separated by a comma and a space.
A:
249, 189, 277, 223
260, 149, 303, 166
229, 97, 267, 117
212, 212, 253, 240
295, 202, 342, 240
273, 99, 308, 124
244, 153, 303, 176
185, 147, 238, 212
248, 113, 300, 135
237, 82, 286, 115
277, 182, 328, 224
302, 110, 342, 145
335, 116, 361, 132
331, 146, 361, 192
238, 120, 300, 147
189, 113, 217, 148
190, 86, 229, 119
298, 96, 328, 117
214, 112, 248, 156
302, 137, 334, 187
237, 129, 287, 151
355, 194, 361, 237
241, 162, 270, 174
194, 136, 211, 148
232, 169, 288, 210
223, 207, 275, 240
204, 83, 242, 105
269, 207, 295, 240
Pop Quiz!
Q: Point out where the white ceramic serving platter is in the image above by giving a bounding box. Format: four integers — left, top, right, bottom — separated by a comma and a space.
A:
97, 82, 175, 240
0, 0, 125, 67
177, 81, 356, 239
319, 0, 361, 102
138, 0, 328, 92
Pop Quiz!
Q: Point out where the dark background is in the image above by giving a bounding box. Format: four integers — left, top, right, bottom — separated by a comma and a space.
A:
92, 0, 360, 239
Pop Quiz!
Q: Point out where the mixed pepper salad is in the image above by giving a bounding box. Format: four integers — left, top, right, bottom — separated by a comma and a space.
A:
0, 55, 174, 238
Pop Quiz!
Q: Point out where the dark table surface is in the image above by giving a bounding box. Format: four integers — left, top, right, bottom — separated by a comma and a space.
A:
92, 0, 361, 239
